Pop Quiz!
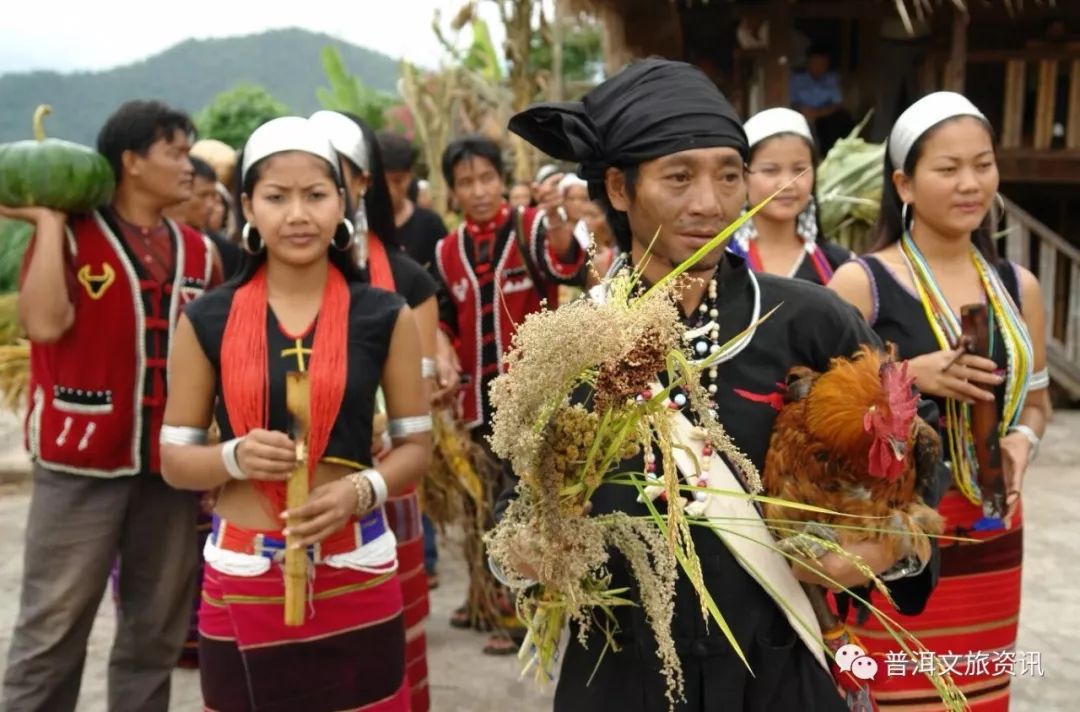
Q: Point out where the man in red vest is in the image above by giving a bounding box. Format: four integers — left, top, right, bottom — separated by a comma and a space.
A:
433, 136, 585, 653
0, 100, 220, 712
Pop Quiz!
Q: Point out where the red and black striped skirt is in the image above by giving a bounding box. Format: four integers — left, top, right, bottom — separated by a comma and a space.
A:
850, 490, 1023, 711
385, 487, 430, 712
199, 561, 409, 711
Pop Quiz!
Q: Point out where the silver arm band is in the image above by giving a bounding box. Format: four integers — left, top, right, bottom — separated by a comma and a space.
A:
361, 468, 388, 507
159, 425, 209, 446
421, 357, 437, 379
1029, 368, 1049, 391
1007, 424, 1040, 462
388, 414, 433, 438
221, 438, 248, 480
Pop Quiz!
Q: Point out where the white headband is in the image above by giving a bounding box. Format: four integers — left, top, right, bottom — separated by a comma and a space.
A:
241, 116, 341, 185
744, 107, 814, 149
309, 110, 370, 174
888, 91, 986, 169
558, 173, 588, 195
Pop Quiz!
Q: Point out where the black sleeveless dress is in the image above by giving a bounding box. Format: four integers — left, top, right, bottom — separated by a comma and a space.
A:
848, 254, 1025, 710
184, 280, 406, 469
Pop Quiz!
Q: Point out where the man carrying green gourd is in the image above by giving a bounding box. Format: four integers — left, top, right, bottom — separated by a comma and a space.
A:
0, 100, 222, 712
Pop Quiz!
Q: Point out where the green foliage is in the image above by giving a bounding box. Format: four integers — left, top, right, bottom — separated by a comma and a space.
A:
195, 85, 288, 150
462, 19, 504, 82
0, 218, 32, 294
315, 46, 395, 131
530, 21, 603, 83
0, 29, 401, 145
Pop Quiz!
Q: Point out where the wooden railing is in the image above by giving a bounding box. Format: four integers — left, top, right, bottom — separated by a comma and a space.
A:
1000, 196, 1080, 398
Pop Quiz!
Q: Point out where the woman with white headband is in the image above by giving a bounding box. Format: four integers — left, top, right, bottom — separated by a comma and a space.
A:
830, 92, 1049, 711
310, 109, 442, 712
730, 107, 852, 284
159, 116, 430, 711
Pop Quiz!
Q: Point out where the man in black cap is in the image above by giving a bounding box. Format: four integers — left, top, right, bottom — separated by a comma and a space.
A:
507, 58, 938, 711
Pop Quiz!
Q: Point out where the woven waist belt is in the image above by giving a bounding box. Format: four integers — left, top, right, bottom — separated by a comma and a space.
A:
209, 507, 389, 563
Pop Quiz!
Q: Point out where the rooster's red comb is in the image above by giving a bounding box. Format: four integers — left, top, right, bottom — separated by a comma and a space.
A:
882, 360, 918, 420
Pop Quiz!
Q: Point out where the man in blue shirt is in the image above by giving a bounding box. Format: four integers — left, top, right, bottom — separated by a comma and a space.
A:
789, 46, 854, 152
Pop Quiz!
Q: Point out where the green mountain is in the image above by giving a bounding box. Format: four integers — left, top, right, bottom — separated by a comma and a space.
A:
0, 28, 401, 145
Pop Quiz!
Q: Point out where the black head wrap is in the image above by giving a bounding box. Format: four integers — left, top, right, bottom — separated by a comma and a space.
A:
509, 58, 747, 250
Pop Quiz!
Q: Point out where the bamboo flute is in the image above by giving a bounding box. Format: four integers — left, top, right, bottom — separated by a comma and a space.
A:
959, 304, 1006, 519
284, 371, 311, 626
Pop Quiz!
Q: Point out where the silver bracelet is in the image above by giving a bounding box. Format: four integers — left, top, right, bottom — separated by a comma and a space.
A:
880, 553, 930, 582
221, 438, 248, 480
1007, 424, 1040, 462
388, 414, 433, 438
1029, 368, 1049, 391
361, 468, 388, 507
159, 425, 209, 446
421, 357, 437, 379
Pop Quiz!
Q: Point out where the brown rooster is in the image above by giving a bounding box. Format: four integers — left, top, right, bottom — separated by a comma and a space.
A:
762, 345, 944, 568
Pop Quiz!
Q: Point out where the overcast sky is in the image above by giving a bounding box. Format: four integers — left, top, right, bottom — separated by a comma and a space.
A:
0, 0, 526, 75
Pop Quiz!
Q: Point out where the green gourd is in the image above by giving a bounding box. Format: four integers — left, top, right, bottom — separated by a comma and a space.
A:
0, 105, 115, 212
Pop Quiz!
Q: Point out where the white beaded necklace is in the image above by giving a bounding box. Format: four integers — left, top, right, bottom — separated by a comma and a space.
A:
685, 268, 762, 390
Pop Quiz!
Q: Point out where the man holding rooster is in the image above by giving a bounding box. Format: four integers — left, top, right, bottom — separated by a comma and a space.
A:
507, 58, 943, 711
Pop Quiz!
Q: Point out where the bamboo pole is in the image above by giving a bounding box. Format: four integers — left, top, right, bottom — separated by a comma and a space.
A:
1067, 59, 1080, 150
1001, 59, 1026, 149
284, 371, 311, 627
1034, 59, 1059, 150
944, 8, 968, 92
551, 0, 565, 102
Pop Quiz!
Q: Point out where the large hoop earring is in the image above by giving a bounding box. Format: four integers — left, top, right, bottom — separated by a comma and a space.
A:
993, 192, 1006, 218
353, 201, 369, 266
240, 223, 264, 255
901, 202, 913, 233
333, 218, 355, 252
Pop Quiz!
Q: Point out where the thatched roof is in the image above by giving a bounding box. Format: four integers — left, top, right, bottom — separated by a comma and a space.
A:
567, 0, 1060, 26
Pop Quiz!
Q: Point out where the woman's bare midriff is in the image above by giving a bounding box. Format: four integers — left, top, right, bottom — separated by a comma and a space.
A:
213, 460, 355, 531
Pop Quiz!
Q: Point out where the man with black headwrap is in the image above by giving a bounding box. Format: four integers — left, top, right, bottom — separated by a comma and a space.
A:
505, 58, 939, 711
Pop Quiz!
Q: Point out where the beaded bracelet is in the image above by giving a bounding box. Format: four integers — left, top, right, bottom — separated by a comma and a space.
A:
346, 472, 376, 517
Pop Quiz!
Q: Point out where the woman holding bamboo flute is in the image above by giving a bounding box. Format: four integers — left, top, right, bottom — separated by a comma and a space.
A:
829, 92, 1050, 711
160, 115, 430, 712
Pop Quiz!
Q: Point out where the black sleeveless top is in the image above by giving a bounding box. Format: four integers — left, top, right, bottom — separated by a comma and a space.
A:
367, 247, 437, 309
856, 254, 1021, 435
184, 280, 406, 468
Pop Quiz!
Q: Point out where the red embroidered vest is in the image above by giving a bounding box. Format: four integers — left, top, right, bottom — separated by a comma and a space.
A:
26, 211, 212, 477
435, 206, 561, 428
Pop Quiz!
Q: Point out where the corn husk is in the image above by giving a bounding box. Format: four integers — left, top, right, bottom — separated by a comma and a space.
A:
816, 122, 885, 255
0, 289, 28, 412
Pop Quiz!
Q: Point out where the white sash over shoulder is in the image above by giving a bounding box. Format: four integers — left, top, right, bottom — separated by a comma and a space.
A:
662, 401, 827, 671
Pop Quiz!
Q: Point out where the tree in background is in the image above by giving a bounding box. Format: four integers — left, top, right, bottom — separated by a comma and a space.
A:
530, 12, 603, 89
195, 85, 288, 150
401, 6, 516, 217
399, 1, 604, 211
316, 46, 396, 131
